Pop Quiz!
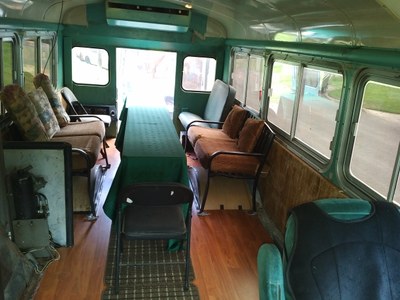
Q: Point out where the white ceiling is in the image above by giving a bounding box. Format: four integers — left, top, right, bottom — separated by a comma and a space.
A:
1, 0, 400, 49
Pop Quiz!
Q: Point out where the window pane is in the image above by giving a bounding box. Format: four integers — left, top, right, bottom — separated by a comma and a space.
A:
295, 68, 342, 158
182, 56, 216, 91
72, 47, 109, 85
268, 61, 298, 134
41, 38, 53, 79
23, 38, 37, 92
350, 81, 400, 199
245, 55, 264, 112
231, 52, 248, 102
2, 40, 13, 86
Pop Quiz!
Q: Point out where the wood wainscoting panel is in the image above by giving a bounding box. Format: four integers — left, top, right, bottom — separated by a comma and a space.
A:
260, 139, 346, 233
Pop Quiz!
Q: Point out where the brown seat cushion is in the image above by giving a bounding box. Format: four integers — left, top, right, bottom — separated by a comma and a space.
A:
222, 105, 248, 138
194, 138, 260, 175
54, 120, 105, 140
237, 118, 264, 152
188, 127, 233, 146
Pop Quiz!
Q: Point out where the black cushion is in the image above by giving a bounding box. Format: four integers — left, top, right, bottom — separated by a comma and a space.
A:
287, 201, 400, 300
122, 205, 186, 240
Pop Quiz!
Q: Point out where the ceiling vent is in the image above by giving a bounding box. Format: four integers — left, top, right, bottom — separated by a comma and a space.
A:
106, 0, 191, 32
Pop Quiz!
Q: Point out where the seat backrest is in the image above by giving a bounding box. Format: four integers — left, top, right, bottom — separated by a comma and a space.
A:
203, 79, 236, 127
285, 199, 400, 300
254, 121, 275, 155
118, 182, 193, 208
60, 87, 87, 115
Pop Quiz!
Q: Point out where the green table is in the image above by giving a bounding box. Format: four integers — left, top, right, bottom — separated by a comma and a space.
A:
103, 104, 189, 249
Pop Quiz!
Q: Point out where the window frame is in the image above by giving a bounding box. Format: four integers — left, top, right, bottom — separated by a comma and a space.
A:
22, 32, 57, 89
0, 36, 16, 87
22, 36, 38, 90
40, 35, 56, 80
266, 55, 344, 167
181, 55, 216, 92
230, 49, 249, 102
343, 70, 400, 203
0, 33, 17, 115
230, 48, 265, 116
71, 46, 110, 86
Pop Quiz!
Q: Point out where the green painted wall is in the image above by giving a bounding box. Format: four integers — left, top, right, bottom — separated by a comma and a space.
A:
62, 3, 227, 130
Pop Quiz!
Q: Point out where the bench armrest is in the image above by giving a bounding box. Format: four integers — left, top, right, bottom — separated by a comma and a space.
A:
68, 114, 103, 121
186, 119, 224, 131
210, 150, 263, 158
71, 147, 93, 175
208, 150, 264, 176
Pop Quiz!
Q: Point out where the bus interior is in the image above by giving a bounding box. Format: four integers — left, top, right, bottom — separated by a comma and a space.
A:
0, 0, 399, 299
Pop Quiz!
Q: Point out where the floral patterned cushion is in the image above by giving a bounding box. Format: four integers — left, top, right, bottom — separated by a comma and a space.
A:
28, 87, 60, 138
33, 73, 70, 127
0, 84, 48, 141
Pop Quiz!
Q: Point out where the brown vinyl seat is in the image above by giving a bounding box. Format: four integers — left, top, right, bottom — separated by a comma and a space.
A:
189, 118, 275, 214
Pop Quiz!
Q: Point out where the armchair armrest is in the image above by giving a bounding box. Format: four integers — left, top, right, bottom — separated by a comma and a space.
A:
257, 243, 285, 300
210, 150, 263, 158
68, 114, 111, 128
207, 149, 264, 177
71, 147, 93, 175
210, 149, 262, 167
68, 114, 104, 122
186, 119, 224, 131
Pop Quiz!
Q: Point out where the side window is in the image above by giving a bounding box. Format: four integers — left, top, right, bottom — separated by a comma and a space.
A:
41, 37, 54, 79
72, 47, 109, 85
245, 54, 264, 112
23, 34, 56, 91
1, 39, 14, 87
231, 51, 248, 102
182, 56, 216, 92
230, 50, 264, 113
1, 38, 15, 115
268, 61, 298, 134
23, 38, 37, 92
348, 80, 400, 204
296, 67, 342, 158
268, 60, 343, 159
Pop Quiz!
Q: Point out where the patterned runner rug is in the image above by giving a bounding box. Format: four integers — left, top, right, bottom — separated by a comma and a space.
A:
102, 232, 200, 299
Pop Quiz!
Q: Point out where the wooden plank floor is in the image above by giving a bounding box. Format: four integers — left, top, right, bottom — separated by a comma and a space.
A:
34, 139, 272, 300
